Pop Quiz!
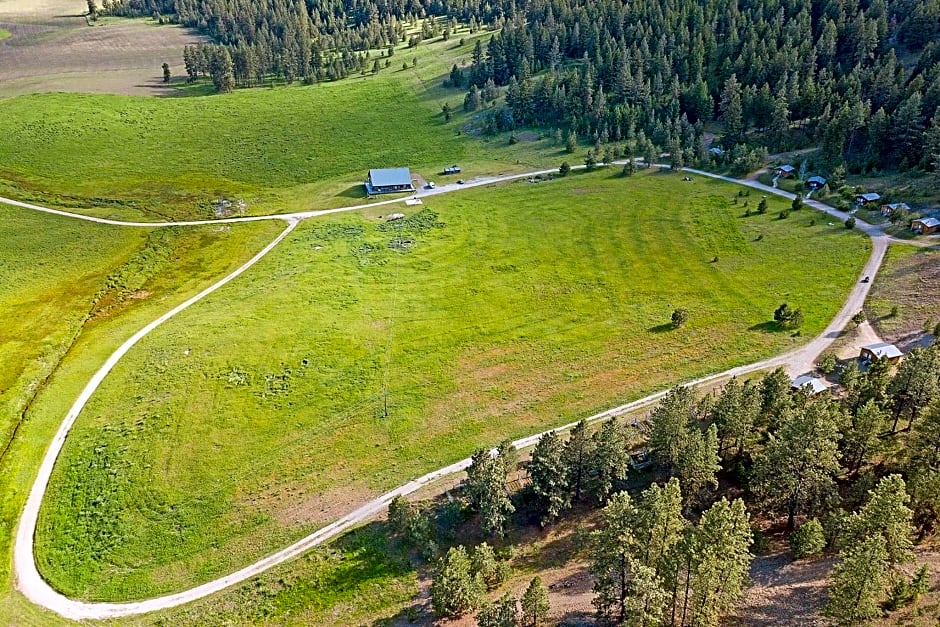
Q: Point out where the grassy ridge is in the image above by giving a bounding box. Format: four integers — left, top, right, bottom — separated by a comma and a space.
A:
35, 170, 870, 601
0, 213, 284, 624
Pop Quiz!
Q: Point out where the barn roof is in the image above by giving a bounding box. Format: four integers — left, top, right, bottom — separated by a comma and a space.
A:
369, 167, 413, 187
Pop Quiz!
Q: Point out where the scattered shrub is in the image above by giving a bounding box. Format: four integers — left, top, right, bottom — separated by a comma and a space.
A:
790, 518, 826, 559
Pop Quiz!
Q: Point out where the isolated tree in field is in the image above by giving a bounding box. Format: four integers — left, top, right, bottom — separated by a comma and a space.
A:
162, 62, 171, 83
622, 158, 636, 176
558, 161, 571, 176
520, 576, 550, 626
562, 419, 594, 501
528, 431, 569, 525
477, 593, 518, 627
565, 130, 577, 154
845, 216, 856, 230
791, 194, 804, 211
752, 400, 842, 529
773, 302, 803, 329
589, 417, 631, 502
671, 307, 689, 329
789, 518, 826, 559
757, 197, 768, 214
431, 546, 483, 618
465, 448, 515, 537
825, 536, 890, 623
841, 399, 885, 474
887, 346, 940, 431
584, 149, 597, 171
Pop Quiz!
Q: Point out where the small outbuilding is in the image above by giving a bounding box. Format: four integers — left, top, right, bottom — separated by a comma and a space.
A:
442, 165, 462, 175
365, 167, 416, 195
708, 147, 725, 156
806, 175, 827, 189
880, 202, 910, 217
855, 192, 881, 205
791, 375, 827, 395
860, 342, 903, 364
911, 217, 940, 234
775, 164, 796, 177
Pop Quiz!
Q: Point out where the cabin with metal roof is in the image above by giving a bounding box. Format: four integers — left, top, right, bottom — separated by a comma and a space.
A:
855, 192, 881, 205
911, 217, 940, 234
880, 202, 910, 217
860, 342, 903, 364
806, 175, 827, 189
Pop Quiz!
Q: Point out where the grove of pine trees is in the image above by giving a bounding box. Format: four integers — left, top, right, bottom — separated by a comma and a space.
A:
399, 343, 940, 625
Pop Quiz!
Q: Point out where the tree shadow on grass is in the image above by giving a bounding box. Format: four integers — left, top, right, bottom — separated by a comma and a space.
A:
648, 323, 675, 333
749, 321, 783, 333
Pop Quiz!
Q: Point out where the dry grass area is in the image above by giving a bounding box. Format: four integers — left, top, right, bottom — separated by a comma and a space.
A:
865, 246, 940, 350
0, 0, 205, 97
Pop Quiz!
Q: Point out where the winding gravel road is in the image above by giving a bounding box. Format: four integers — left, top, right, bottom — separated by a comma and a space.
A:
2, 164, 898, 619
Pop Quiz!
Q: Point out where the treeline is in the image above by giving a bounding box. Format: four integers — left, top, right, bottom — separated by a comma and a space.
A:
449, 0, 940, 175
388, 343, 940, 624
100, 0, 488, 87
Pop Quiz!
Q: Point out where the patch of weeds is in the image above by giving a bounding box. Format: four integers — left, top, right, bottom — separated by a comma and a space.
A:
220, 366, 252, 387
377, 209, 445, 235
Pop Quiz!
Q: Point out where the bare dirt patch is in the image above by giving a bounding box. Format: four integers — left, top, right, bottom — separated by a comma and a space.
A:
242, 482, 378, 529
0, 10, 206, 96
735, 552, 835, 626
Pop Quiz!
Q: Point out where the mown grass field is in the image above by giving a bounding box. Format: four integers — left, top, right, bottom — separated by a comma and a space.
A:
0, 26, 571, 222
32, 169, 871, 601
0, 210, 283, 625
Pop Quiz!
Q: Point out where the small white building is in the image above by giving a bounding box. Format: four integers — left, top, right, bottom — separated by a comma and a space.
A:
791, 375, 827, 395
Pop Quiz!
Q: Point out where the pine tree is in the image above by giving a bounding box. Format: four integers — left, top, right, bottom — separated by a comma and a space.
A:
431, 546, 484, 618
825, 537, 890, 623
477, 593, 518, 627
842, 474, 914, 567
528, 431, 569, 525
562, 419, 594, 501
719, 74, 744, 144
589, 418, 630, 503
520, 576, 550, 626
752, 399, 841, 530
841, 399, 885, 474
465, 448, 515, 537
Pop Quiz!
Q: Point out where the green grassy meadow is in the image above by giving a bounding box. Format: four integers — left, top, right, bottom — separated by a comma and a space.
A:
0, 29, 571, 222
0, 210, 283, 625
864, 245, 940, 341
32, 169, 870, 601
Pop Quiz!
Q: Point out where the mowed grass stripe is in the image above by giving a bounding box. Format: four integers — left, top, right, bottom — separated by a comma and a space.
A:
35, 170, 870, 600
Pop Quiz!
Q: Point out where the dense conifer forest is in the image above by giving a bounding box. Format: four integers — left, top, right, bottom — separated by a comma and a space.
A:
100, 0, 940, 177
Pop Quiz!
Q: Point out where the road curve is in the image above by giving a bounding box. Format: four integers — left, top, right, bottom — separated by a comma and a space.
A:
10, 165, 888, 619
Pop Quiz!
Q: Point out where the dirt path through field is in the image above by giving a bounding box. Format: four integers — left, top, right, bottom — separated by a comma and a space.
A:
6, 164, 895, 619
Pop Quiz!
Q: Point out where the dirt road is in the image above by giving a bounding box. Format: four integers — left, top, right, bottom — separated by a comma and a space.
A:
4, 164, 893, 619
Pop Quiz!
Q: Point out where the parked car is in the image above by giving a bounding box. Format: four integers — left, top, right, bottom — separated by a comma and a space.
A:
426, 182, 436, 189
456, 179, 465, 185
